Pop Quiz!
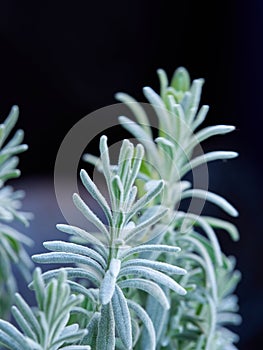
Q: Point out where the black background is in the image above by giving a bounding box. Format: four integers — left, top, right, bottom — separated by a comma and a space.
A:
0, 1, 262, 348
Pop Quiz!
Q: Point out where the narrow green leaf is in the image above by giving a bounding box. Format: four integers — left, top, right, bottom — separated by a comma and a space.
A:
125, 206, 167, 243
32, 252, 104, 276
122, 259, 186, 276
112, 285, 132, 349
157, 68, 169, 99
73, 193, 110, 240
118, 278, 170, 310
117, 139, 133, 187
181, 189, 238, 217
186, 125, 235, 154
118, 116, 159, 165
96, 303, 115, 350
44, 278, 58, 324
100, 259, 121, 305
11, 306, 36, 341
80, 169, 112, 225
202, 216, 239, 241
38, 267, 101, 288
0, 144, 28, 157
192, 105, 210, 130
144, 294, 169, 343
115, 93, 152, 137
180, 151, 238, 177
43, 240, 107, 267
119, 266, 186, 296
111, 175, 124, 207
124, 143, 144, 195
0, 319, 30, 350
14, 293, 41, 337
143, 86, 171, 135
0, 330, 25, 350
181, 91, 191, 111
0, 106, 19, 147
179, 235, 218, 301
80, 312, 100, 347
206, 295, 217, 350
180, 212, 223, 266
127, 300, 156, 350
187, 79, 204, 118
67, 281, 97, 303
51, 329, 87, 347
33, 267, 45, 310
126, 180, 164, 222
0, 169, 21, 181
120, 244, 181, 259
0, 156, 19, 173
4, 129, 24, 148
56, 224, 106, 248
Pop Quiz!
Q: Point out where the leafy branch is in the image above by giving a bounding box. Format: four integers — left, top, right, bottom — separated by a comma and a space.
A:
115, 67, 241, 349
0, 68, 240, 350
0, 106, 33, 320
0, 268, 89, 350
31, 136, 187, 349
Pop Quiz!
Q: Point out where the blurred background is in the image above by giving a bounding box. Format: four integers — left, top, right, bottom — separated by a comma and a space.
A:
0, 0, 262, 348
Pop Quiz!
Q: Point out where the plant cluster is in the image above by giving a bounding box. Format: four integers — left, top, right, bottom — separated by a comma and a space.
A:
0, 68, 241, 349
0, 106, 33, 320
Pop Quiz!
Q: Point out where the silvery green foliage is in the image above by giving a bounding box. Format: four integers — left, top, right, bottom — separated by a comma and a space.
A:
0, 69, 240, 350
0, 268, 90, 350
32, 136, 187, 349
115, 67, 241, 349
0, 106, 33, 319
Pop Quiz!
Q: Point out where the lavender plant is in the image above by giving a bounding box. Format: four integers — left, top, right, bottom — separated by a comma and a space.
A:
0, 106, 33, 320
32, 136, 187, 350
0, 268, 89, 350
0, 68, 241, 349
116, 67, 241, 349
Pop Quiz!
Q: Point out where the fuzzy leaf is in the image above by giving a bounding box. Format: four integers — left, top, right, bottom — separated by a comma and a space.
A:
202, 216, 239, 241
186, 125, 235, 153
39, 267, 102, 287
118, 116, 159, 165
127, 300, 156, 350
0, 319, 31, 350
125, 206, 168, 243
144, 294, 169, 343
118, 278, 170, 310
73, 193, 110, 240
80, 169, 112, 225
112, 285, 132, 349
120, 244, 181, 259
181, 189, 238, 217
43, 240, 107, 267
119, 266, 186, 296
122, 258, 186, 276
56, 224, 106, 248
180, 212, 223, 266
180, 151, 238, 177
96, 303, 115, 350
32, 252, 104, 276
115, 93, 152, 137
80, 312, 100, 347
192, 105, 210, 130
100, 259, 121, 304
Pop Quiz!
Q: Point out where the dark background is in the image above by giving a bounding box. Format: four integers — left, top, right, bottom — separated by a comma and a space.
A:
0, 1, 262, 348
